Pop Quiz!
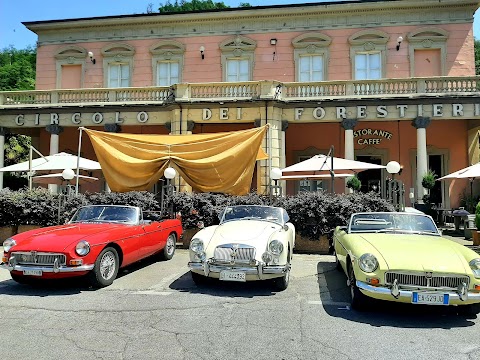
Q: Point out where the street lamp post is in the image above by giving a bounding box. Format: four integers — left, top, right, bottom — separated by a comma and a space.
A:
162, 167, 177, 218
57, 168, 76, 224
270, 168, 282, 204
386, 161, 405, 211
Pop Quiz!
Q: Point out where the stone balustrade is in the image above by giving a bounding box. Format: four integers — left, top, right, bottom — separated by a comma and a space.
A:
1, 76, 479, 107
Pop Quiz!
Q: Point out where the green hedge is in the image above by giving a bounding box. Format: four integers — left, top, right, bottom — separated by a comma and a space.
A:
0, 188, 394, 240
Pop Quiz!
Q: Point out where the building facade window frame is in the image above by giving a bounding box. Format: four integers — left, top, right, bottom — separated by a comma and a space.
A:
101, 43, 136, 88
150, 40, 185, 86
219, 35, 256, 82
292, 33, 332, 82
54, 45, 88, 88
348, 29, 389, 80
407, 27, 449, 77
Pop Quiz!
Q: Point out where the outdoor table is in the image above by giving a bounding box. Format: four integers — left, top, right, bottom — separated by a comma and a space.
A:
436, 208, 451, 226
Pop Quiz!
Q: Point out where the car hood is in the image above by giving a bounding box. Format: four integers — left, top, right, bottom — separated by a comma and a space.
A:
358, 233, 469, 273
206, 220, 281, 250
11, 223, 128, 252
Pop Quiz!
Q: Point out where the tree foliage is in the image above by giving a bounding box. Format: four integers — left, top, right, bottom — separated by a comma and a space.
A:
0, 46, 36, 91
155, 0, 250, 13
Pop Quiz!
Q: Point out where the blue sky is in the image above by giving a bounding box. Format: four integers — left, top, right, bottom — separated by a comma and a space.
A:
1, 0, 479, 49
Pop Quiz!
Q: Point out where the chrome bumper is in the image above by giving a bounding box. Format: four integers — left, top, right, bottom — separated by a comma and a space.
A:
2, 256, 94, 273
188, 261, 289, 279
357, 281, 480, 302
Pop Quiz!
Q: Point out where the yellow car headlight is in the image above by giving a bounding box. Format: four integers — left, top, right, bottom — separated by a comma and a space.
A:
469, 258, 480, 278
358, 253, 379, 273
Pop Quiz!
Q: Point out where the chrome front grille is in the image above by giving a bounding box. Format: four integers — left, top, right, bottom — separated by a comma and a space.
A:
213, 244, 256, 263
11, 252, 66, 266
385, 271, 470, 290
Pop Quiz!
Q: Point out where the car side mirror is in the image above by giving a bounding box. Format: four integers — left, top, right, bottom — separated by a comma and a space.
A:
283, 224, 289, 231
337, 225, 347, 232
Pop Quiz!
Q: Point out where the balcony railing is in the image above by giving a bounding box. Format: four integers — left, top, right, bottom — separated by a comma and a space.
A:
1, 77, 479, 107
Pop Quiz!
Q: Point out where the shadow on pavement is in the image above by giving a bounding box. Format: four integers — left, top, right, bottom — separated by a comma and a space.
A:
317, 260, 478, 329
169, 271, 278, 298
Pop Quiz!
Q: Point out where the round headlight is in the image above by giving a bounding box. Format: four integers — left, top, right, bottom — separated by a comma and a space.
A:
190, 238, 204, 253
75, 241, 90, 256
3, 238, 16, 252
358, 253, 379, 273
268, 240, 284, 256
469, 258, 480, 278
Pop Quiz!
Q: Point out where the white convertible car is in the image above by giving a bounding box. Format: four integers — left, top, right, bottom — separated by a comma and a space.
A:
188, 205, 295, 290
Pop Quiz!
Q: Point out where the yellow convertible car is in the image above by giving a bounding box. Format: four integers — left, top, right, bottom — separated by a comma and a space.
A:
334, 212, 480, 314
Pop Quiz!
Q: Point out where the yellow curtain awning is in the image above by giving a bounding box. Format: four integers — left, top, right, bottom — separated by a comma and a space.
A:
83, 125, 269, 195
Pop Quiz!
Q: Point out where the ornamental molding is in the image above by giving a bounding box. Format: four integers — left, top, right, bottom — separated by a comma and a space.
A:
30, 2, 475, 45
54, 45, 87, 60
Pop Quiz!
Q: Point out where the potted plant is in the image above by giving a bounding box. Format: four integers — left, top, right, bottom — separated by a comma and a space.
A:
473, 201, 480, 245
346, 175, 362, 192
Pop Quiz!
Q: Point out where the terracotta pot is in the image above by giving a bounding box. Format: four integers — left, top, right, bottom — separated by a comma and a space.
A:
181, 228, 200, 249
472, 230, 480, 246
0, 226, 17, 242
17, 225, 42, 234
294, 234, 330, 254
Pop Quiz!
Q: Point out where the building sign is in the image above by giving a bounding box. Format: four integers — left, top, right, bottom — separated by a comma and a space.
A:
12, 111, 149, 126
8, 103, 480, 127
354, 128, 392, 145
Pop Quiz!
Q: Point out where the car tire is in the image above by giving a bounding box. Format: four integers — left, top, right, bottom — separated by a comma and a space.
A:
159, 233, 176, 261
348, 263, 368, 311
191, 271, 208, 286
88, 247, 119, 288
273, 249, 291, 291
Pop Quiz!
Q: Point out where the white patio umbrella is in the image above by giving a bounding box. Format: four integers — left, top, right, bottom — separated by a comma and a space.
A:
438, 162, 480, 200
281, 154, 386, 178
32, 173, 99, 185
0, 152, 101, 172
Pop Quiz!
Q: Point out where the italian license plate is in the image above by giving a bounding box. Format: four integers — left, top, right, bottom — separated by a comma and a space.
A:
23, 269, 42, 276
219, 270, 246, 282
412, 292, 449, 305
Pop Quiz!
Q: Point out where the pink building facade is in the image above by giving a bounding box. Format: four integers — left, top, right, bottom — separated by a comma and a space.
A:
0, 0, 479, 209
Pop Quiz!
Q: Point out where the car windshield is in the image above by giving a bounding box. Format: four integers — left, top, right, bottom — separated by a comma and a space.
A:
349, 213, 439, 235
70, 205, 138, 225
221, 205, 284, 225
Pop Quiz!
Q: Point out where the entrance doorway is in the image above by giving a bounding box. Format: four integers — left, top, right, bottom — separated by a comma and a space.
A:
356, 155, 382, 194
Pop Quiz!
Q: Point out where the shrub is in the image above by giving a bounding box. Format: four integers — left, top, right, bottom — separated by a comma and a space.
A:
475, 201, 480, 230
421, 169, 437, 190
346, 176, 362, 191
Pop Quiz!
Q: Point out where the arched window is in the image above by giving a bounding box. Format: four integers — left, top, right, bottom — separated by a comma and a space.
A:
101, 43, 136, 88
348, 30, 389, 80
150, 40, 185, 86
219, 35, 256, 82
292, 33, 331, 82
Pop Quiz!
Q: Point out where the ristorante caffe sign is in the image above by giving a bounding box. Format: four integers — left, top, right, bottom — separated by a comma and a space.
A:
354, 128, 393, 145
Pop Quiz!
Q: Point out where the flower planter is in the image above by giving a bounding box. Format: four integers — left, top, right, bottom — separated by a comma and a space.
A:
473, 230, 480, 246
17, 225, 42, 234
181, 228, 200, 249
294, 234, 330, 254
0, 226, 17, 242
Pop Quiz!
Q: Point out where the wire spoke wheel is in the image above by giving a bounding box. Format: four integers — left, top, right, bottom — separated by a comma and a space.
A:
100, 251, 117, 280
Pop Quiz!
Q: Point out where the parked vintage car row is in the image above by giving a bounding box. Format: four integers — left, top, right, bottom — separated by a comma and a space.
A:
2, 204, 480, 315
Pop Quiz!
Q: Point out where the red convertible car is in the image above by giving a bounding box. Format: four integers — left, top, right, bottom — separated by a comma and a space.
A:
2, 205, 183, 287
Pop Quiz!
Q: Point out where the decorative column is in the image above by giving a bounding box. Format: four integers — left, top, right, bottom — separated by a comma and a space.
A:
341, 118, 358, 192
0, 127, 9, 190
103, 124, 121, 192
46, 125, 64, 194
412, 116, 431, 204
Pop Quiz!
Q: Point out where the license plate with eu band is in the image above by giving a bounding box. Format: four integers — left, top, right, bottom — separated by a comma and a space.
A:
412, 292, 449, 305
219, 270, 246, 282
23, 269, 42, 276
